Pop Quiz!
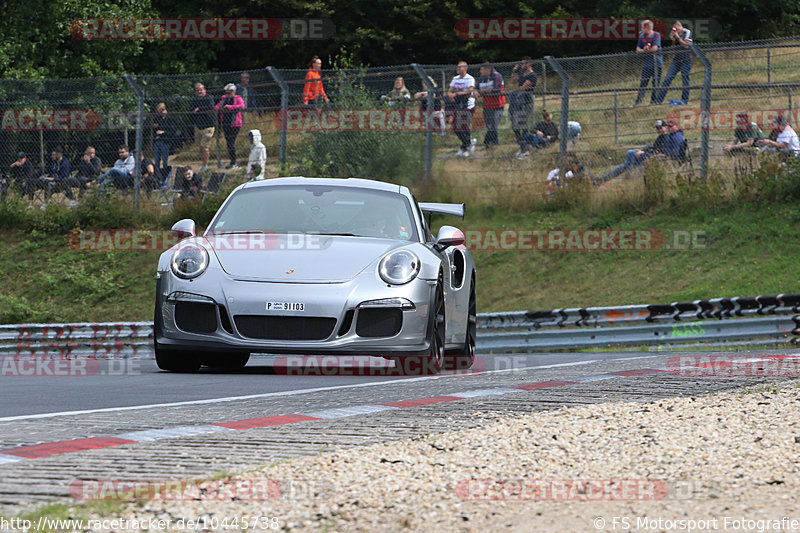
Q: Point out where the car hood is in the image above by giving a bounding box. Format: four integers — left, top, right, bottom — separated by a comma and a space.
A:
204, 234, 407, 282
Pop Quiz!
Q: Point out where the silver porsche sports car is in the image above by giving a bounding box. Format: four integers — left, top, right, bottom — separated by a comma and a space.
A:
154, 177, 476, 374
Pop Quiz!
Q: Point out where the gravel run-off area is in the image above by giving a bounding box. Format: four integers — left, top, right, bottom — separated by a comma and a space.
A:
87, 380, 800, 532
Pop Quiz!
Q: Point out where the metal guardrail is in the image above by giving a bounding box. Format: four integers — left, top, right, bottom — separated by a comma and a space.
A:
476, 294, 800, 352
1, 294, 799, 356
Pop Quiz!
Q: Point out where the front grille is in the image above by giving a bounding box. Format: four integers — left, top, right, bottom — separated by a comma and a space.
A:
234, 315, 336, 341
175, 302, 217, 333
356, 308, 402, 338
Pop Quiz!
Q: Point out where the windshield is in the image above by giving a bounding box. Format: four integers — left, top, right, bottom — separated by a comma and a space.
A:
208, 184, 419, 241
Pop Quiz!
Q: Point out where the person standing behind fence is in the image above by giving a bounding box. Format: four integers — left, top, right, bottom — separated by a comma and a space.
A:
447, 61, 476, 157
302, 56, 329, 107
509, 57, 537, 143
215, 83, 245, 169
237, 72, 258, 113
477, 62, 506, 150
414, 77, 445, 137
153, 103, 177, 174
653, 21, 693, 105
191, 83, 216, 173
382, 77, 412, 104
634, 20, 662, 106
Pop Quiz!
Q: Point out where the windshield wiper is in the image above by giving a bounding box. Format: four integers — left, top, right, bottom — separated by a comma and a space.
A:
208, 230, 268, 235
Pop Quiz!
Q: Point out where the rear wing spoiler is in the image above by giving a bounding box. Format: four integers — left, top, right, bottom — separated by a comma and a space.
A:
419, 202, 465, 219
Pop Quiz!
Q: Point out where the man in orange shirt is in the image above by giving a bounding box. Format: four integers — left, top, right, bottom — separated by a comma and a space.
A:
302, 56, 329, 107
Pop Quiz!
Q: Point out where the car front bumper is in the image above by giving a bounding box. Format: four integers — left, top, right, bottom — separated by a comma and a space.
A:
155, 268, 437, 356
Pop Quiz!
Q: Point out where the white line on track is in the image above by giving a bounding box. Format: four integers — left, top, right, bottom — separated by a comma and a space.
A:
0, 354, 661, 423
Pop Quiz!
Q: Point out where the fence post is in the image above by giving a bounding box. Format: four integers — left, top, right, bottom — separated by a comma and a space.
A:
123, 75, 143, 210
545, 56, 569, 173
613, 90, 619, 144
690, 43, 711, 181
789, 87, 793, 114
767, 46, 772, 96
267, 66, 288, 166
412, 63, 434, 182
541, 62, 547, 112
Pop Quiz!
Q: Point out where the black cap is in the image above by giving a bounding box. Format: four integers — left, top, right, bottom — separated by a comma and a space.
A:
17, 151, 25, 159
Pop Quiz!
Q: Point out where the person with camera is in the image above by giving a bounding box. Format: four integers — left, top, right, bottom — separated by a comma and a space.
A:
634, 20, 662, 106
215, 83, 246, 169
653, 21, 693, 105
509, 57, 537, 144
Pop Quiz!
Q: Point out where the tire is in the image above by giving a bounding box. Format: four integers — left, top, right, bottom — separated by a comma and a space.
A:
202, 352, 250, 370
154, 344, 202, 372
391, 275, 445, 376
444, 274, 476, 371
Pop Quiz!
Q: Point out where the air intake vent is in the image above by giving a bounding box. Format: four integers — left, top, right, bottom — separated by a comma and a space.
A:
234, 315, 336, 341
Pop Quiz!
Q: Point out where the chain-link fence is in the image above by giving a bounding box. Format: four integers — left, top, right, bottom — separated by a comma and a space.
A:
2, 36, 799, 209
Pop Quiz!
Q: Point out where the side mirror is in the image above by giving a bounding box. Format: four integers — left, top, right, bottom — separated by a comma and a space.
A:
171, 219, 196, 240
434, 225, 465, 251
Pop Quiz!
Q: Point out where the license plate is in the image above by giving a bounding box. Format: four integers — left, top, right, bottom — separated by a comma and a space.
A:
266, 301, 305, 312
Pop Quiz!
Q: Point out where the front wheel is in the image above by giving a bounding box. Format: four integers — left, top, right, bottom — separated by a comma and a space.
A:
391, 277, 445, 376
154, 343, 202, 372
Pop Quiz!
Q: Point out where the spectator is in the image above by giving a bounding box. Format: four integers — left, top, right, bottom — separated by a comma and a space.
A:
546, 157, 585, 195
140, 152, 159, 191
414, 76, 445, 137
757, 115, 800, 156
566, 121, 582, 148
9, 152, 37, 200
247, 129, 267, 181
446, 60, 477, 157
381, 77, 412, 104
508, 57, 537, 143
516, 109, 558, 159
634, 20, 663, 107
215, 83, 246, 169
70, 145, 101, 195
597, 119, 676, 182
236, 72, 258, 112
97, 145, 135, 189
177, 166, 203, 198
476, 62, 506, 149
43, 148, 75, 205
0, 168, 7, 201
302, 56, 329, 106
723, 113, 765, 154
653, 21, 693, 105
153, 103, 177, 173
191, 83, 216, 173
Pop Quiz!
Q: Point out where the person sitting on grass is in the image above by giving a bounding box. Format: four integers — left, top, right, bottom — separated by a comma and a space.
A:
723, 113, 765, 154
177, 166, 204, 198
97, 145, 135, 189
515, 110, 558, 159
596, 119, 675, 183
756, 115, 800, 156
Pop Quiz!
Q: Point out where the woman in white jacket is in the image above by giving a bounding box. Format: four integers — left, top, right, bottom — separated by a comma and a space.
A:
246, 129, 267, 180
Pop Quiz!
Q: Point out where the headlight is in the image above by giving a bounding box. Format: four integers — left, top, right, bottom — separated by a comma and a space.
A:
170, 244, 209, 279
379, 250, 420, 285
